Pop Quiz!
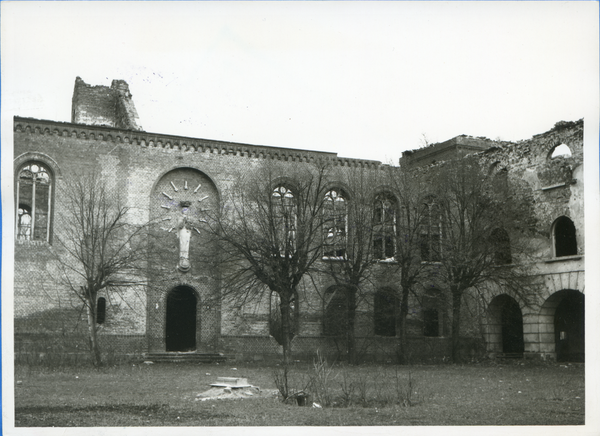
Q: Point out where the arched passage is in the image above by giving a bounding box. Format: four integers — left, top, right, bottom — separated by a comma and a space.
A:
166, 286, 197, 352
554, 291, 585, 362
539, 289, 584, 362
486, 295, 524, 356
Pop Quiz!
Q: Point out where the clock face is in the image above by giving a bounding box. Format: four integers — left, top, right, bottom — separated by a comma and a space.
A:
152, 168, 217, 234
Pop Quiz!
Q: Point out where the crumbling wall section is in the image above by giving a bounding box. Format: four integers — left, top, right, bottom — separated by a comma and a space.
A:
71, 77, 141, 131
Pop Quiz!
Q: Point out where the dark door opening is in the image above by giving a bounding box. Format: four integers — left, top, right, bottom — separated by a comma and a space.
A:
555, 292, 584, 362
166, 286, 197, 352
501, 298, 524, 354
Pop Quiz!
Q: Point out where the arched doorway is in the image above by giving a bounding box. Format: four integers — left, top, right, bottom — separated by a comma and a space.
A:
500, 298, 524, 354
487, 295, 524, 356
554, 291, 584, 362
166, 286, 197, 352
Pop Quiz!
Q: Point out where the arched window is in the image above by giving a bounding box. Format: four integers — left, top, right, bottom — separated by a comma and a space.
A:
420, 199, 442, 262
491, 228, 512, 265
553, 216, 577, 257
323, 189, 347, 258
16, 162, 53, 242
323, 286, 348, 336
272, 185, 296, 254
374, 289, 397, 336
96, 297, 106, 324
373, 194, 397, 260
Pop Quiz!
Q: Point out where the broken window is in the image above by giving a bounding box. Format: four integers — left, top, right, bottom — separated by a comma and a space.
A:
323, 189, 347, 258
272, 186, 296, 254
420, 200, 442, 262
373, 194, 397, 260
16, 162, 52, 242
374, 289, 397, 336
491, 228, 512, 265
553, 216, 577, 257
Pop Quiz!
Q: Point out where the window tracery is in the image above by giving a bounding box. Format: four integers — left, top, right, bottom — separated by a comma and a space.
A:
16, 162, 52, 242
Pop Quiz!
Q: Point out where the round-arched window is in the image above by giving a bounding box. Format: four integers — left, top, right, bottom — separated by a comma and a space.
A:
16, 162, 53, 242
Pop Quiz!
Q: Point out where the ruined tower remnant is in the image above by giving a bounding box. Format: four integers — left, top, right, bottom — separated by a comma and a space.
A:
71, 76, 142, 130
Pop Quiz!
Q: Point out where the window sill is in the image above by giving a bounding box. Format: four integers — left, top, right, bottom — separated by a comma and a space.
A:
545, 255, 583, 263
376, 258, 398, 264
15, 239, 50, 247
321, 256, 346, 262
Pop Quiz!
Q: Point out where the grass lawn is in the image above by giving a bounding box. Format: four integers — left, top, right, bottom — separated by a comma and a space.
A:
13, 360, 584, 427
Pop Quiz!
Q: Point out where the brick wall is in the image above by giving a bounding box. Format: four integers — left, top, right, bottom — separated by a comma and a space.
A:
13, 106, 584, 362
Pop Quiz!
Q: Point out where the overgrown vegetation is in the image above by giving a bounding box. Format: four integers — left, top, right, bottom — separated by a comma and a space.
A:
273, 353, 426, 409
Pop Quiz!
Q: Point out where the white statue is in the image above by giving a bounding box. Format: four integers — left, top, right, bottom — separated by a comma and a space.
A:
18, 208, 32, 240
177, 206, 192, 272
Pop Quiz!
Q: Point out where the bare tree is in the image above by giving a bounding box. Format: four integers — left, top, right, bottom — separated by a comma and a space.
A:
208, 161, 330, 365
385, 166, 433, 364
318, 167, 383, 364
54, 172, 148, 366
430, 156, 538, 362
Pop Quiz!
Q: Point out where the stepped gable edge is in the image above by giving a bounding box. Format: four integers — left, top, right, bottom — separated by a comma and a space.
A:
13, 116, 382, 168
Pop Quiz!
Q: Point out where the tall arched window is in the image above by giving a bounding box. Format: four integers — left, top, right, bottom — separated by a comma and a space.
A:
373, 194, 396, 260
553, 216, 577, 257
272, 185, 296, 254
323, 189, 347, 258
420, 199, 442, 262
16, 162, 53, 242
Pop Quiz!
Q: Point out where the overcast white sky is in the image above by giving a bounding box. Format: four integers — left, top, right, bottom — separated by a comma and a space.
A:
1, 1, 598, 164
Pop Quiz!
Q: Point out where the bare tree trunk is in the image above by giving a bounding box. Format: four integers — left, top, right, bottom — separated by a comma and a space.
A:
346, 289, 357, 364
279, 293, 292, 366
451, 287, 462, 363
86, 304, 102, 367
396, 285, 410, 364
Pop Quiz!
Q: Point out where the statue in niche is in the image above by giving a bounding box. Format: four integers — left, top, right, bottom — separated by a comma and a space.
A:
176, 202, 193, 272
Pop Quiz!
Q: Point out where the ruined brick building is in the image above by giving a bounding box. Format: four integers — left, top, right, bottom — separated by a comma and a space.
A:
13, 77, 585, 363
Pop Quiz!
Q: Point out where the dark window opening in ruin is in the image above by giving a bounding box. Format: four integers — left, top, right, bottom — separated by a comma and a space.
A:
373, 194, 397, 260
323, 287, 348, 336
96, 297, 106, 324
553, 216, 577, 257
16, 162, 52, 242
554, 291, 584, 362
374, 290, 396, 336
550, 144, 572, 159
500, 297, 524, 354
422, 288, 445, 337
423, 309, 439, 337
272, 185, 297, 254
323, 189, 347, 258
420, 201, 442, 262
166, 286, 197, 352
491, 228, 512, 265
